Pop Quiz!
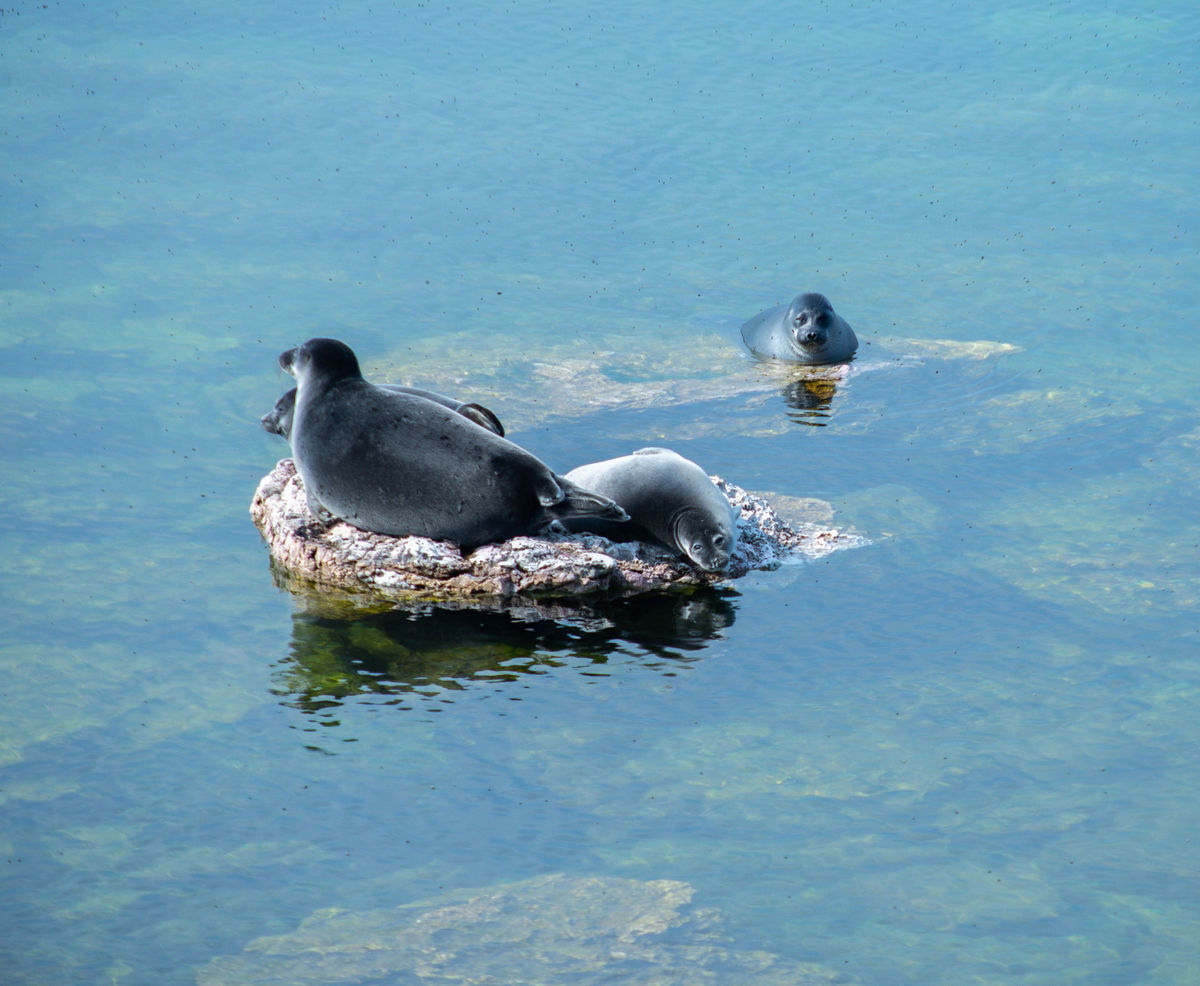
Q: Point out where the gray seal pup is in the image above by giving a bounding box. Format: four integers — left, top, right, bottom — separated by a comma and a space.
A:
261, 385, 504, 441
278, 337, 627, 549
562, 448, 736, 572
740, 291, 858, 364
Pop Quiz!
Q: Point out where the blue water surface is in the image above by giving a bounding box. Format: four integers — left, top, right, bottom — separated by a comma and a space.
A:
2, 1, 1198, 984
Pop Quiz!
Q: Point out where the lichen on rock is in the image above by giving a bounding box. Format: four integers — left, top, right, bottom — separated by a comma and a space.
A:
250, 458, 861, 604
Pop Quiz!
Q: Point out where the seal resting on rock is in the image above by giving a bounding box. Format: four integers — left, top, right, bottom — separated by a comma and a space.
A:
261, 385, 505, 441
278, 337, 627, 550
741, 291, 858, 364
562, 448, 737, 572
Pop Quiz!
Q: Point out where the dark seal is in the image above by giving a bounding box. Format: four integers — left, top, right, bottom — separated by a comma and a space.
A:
277, 338, 627, 550
261, 385, 504, 441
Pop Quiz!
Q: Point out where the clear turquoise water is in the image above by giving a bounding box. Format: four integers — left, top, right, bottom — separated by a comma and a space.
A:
2, 2, 1198, 983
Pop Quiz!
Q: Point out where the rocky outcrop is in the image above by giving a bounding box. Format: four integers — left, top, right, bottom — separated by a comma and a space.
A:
250, 458, 860, 603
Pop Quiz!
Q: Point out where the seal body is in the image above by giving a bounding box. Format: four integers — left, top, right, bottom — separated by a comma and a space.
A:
278, 338, 626, 549
261, 385, 504, 441
563, 448, 736, 571
741, 292, 858, 364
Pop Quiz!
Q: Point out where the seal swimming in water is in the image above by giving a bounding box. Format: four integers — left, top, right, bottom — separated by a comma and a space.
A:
562, 448, 737, 572
278, 337, 628, 549
261, 385, 505, 441
740, 292, 858, 364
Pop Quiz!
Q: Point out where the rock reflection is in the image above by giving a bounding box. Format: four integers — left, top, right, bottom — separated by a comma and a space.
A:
273, 588, 737, 716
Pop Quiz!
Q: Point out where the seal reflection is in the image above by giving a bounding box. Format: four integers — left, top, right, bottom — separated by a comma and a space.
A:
781, 376, 840, 426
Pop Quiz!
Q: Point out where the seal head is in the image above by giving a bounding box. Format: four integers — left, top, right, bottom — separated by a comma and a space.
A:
740, 291, 858, 364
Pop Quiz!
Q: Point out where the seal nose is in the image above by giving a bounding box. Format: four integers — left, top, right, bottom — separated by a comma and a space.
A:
793, 311, 828, 348
796, 323, 827, 346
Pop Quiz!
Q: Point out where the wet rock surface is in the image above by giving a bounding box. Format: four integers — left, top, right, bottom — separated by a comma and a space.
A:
250, 458, 861, 604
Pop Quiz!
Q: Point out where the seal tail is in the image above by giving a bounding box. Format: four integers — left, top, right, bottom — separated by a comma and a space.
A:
543, 475, 629, 524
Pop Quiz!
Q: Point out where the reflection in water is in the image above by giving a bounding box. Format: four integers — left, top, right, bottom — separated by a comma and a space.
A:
781, 376, 840, 426
766, 344, 1024, 430
273, 589, 737, 723
746, 358, 850, 427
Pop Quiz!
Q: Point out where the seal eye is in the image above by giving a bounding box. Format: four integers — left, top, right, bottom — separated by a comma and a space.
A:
794, 313, 809, 328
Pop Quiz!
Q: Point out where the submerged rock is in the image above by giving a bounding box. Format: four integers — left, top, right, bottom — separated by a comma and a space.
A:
199, 873, 840, 985
250, 458, 860, 604
372, 333, 1018, 435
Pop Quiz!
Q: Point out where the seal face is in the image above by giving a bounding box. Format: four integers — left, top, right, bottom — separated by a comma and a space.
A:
740, 292, 858, 364
261, 385, 504, 441
276, 338, 626, 549
563, 447, 737, 571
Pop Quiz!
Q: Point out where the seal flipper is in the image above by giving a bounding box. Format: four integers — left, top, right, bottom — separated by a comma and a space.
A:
531, 473, 567, 508
303, 484, 335, 523
540, 475, 629, 525
457, 402, 505, 437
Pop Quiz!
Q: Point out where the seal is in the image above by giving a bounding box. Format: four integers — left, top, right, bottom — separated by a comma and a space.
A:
261, 385, 504, 441
740, 291, 858, 364
562, 448, 737, 571
277, 338, 627, 550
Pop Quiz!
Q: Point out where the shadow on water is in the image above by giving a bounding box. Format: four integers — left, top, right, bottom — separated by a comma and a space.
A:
272, 586, 738, 720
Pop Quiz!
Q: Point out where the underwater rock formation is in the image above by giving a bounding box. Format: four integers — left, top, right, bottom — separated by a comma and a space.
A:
199, 873, 840, 985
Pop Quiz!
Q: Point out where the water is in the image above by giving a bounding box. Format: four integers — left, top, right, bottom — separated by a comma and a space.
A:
2, 1, 1198, 983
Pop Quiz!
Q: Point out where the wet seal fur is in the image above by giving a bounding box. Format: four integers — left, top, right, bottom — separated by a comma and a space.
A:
741, 291, 858, 364
262, 385, 505, 441
278, 337, 627, 550
562, 448, 737, 571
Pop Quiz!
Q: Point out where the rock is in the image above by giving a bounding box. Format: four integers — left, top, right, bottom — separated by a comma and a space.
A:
372, 335, 1018, 434
250, 459, 861, 604
198, 873, 840, 985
